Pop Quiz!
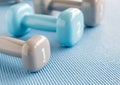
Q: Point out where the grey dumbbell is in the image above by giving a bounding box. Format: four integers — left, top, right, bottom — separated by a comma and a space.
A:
33, 0, 104, 27
0, 35, 50, 72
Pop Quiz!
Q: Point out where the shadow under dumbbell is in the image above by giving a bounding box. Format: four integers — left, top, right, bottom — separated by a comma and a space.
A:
0, 54, 29, 77
0, 53, 51, 81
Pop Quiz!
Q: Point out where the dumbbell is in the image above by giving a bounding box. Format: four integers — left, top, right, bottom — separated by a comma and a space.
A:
6, 3, 84, 47
0, 35, 50, 72
33, 0, 104, 27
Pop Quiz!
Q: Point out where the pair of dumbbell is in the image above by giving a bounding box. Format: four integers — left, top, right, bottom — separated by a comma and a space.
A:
2, 3, 84, 72
33, 0, 104, 27
2, 0, 104, 72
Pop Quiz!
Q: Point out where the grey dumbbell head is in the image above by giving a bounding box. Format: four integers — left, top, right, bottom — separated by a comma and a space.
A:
80, 0, 104, 26
22, 36, 51, 72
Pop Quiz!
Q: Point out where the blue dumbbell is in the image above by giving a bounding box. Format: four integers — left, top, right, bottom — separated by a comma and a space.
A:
6, 3, 84, 47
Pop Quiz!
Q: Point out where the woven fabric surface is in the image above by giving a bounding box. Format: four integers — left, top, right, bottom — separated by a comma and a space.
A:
0, 0, 120, 85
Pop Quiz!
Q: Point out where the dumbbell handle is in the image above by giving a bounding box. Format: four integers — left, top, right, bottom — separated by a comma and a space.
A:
0, 37, 25, 57
50, 0, 82, 11
22, 15, 57, 32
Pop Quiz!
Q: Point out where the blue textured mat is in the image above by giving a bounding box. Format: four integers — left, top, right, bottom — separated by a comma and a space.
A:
0, 0, 120, 85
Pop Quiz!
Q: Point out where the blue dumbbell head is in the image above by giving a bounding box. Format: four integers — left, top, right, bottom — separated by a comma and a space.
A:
6, 3, 34, 36
57, 8, 84, 46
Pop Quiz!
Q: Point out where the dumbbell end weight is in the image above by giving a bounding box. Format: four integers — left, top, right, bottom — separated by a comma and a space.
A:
57, 8, 84, 46
22, 35, 51, 72
6, 3, 33, 37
